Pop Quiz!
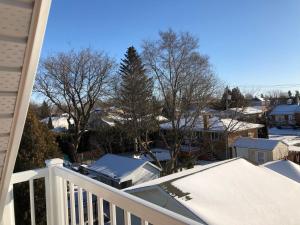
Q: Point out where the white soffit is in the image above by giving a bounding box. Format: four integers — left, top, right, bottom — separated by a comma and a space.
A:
0, 0, 51, 218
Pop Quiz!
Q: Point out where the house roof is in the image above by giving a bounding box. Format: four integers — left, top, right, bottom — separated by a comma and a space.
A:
228, 106, 263, 115
133, 148, 171, 162
88, 154, 161, 182
0, 0, 51, 218
126, 158, 300, 225
232, 137, 283, 151
262, 160, 300, 183
269, 104, 300, 115
160, 116, 264, 132
41, 115, 74, 131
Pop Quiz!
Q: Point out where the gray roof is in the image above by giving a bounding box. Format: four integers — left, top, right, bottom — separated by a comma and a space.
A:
233, 137, 283, 151
88, 154, 160, 182
270, 104, 300, 115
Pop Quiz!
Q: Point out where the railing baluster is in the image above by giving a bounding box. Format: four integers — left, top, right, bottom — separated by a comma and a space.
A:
97, 197, 104, 225
29, 179, 36, 225
63, 180, 69, 225
124, 210, 131, 225
141, 219, 149, 225
78, 188, 84, 225
110, 203, 116, 225
87, 192, 93, 225
69, 183, 76, 225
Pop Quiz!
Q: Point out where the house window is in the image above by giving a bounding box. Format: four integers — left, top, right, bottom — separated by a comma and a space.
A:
257, 152, 265, 164
211, 132, 222, 141
197, 131, 203, 139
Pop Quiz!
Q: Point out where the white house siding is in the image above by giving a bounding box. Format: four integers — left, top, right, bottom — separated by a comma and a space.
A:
272, 143, 289, 160
235, 143, 288, 164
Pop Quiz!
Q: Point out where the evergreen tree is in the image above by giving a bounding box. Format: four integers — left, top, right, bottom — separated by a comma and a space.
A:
117, 46, 158, 154
14, 108, 62, 225
288, 90, 292, 98
231, 87, 246, 107
220, 86, 232, 110
38, 100, 51, 119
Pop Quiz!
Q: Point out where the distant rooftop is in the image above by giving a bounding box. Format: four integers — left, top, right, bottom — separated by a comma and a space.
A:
233, 137, 283, 151
160, 116, 264, 132
88, 154, 160, 182
270, 104, 300, 115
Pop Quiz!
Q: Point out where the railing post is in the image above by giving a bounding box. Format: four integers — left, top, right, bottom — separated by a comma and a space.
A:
45, 158, 65, 225
0, 185, 15, 225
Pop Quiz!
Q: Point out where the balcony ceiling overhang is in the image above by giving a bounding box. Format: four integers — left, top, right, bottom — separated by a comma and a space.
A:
0, 0, 51, 218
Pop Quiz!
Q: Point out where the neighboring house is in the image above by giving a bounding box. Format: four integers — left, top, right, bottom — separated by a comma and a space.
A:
249, 96, 270, 108
40, 113, 74, 132
160, 116, 264, 160
132, 148, 171, 164
269, 104, 300, 127
125, 158, 300, 225
88, 108, 168, 129
262, 160, 300, 183
225, 106, 264, 121
86, 154, 161, 189
232, 137, 288, 164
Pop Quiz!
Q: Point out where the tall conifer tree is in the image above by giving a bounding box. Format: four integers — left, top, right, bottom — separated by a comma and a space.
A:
117, 47, 160, 166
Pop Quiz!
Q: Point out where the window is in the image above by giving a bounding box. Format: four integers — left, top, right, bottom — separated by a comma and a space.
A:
211, 132, 222, 141
257, 152, 265, 164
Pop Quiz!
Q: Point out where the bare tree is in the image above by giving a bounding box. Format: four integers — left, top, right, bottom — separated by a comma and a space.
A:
35, 48, 115, 160
143, 29, 218, 173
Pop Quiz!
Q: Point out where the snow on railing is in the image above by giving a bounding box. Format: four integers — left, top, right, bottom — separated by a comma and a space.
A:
1, 159, 203, 225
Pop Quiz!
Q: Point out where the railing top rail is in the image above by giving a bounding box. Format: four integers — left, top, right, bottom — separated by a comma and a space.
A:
10, 168, 48, 184
54, 166, 205, 225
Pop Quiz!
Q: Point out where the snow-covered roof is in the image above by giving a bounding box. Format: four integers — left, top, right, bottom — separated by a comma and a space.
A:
233, 137, 283, 151
160, 116, 264, 132
126, 158, 300, 225
87, 154, 161, 182
40, 115, 74, 131
228, 106, 263, 115
270, 104, 300, 115
133, 148, 171, 162
262, 160, 300, 183
252, 96, 265, 102
268, 128, 300, 152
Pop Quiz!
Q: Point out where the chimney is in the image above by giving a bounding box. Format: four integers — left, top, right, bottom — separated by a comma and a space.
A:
203, 114, 209, 130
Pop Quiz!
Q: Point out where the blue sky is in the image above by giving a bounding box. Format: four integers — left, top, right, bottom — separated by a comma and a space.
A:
41, 0, 300, 94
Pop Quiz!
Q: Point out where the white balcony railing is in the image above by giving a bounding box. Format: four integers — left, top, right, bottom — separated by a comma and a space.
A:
1, 159, 203, 225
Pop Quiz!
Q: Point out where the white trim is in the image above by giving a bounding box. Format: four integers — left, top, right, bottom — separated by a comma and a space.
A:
0, 0, 52, 219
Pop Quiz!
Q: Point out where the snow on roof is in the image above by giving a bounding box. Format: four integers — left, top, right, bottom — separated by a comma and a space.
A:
233, 137, 282, 151
268, 128, 300, 152
133, 148, 171, 162
262, 160, 300, 183
88, 154, 160, 182
228, 106, 263, 115
40, 115, 74, 131
252, 96, 265, 102
270, 104, 300, 115
160, 116, 264, 132
126, 158, 300, 225
155, 115, 168, 122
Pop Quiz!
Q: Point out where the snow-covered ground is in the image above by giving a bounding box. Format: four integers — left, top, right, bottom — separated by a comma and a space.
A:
269, 128, 300, 152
